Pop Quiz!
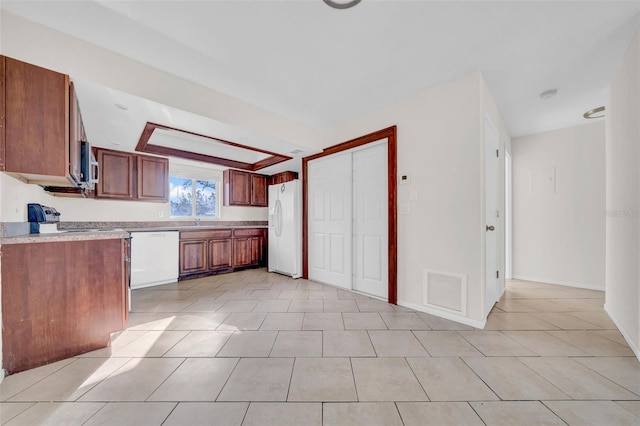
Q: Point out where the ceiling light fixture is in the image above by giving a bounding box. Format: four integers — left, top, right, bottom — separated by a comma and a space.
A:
539, 89, 558, 100
323, 0, 361, 10
583, 106, 605, 119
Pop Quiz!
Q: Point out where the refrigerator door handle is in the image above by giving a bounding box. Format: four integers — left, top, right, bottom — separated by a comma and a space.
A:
275, 199, 283, 237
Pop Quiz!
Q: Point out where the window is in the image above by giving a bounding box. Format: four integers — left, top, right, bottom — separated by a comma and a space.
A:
169, 168, 221, 218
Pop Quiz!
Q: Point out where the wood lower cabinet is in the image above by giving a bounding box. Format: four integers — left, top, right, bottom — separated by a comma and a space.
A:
1, 238, 128, 375
233, 238, 252, 267
95, 148, 168, 202
209, 238, 232, 270
251, 236, 263, 265
179, 228, 265, 280
233, 228, 265, 267
179, 239, 208, 275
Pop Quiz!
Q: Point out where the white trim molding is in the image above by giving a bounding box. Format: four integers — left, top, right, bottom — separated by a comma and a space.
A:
511, 275, 605, 291
398, 301, 487, 329
604, 303, 640, 362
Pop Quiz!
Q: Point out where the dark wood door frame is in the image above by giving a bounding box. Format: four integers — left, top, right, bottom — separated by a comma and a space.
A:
302, 126, 398, 304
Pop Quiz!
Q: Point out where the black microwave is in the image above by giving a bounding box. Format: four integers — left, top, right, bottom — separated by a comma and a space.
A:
42, 141, 99, 196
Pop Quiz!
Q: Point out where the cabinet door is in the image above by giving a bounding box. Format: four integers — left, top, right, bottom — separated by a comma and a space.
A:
137, 155, 168, 201
179, 240, 207, 275
224, 170, 251, 206
209, 238, 232, 270
2, 56, 71, 181
68, 82, 84, 184
96, 149, 134, 199
1, 239, 125, 374
250, 236, 263, 265
268, 171, 298, 186
233, 238, 251, 267
251, 174, 268, 207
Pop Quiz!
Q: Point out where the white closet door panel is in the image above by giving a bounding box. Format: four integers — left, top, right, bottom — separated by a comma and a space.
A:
353, 141, 388, 298
308, 153, 352, 289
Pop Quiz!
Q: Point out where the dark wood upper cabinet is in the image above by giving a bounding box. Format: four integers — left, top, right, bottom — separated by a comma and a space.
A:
0, 56, 90, 192
69, 82, 86, 184
0, 56, 74, 185
137, 155, 168, 201
95, 147, 168, 202
96, 149, 135, 199
224, 169, 251, 205
250, 173, 268, 207
223, 169, 268, 207
268, 171, 298, 186
96, 148, 134, 200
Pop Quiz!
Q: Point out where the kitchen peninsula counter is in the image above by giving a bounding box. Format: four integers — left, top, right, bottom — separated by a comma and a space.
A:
0, 230, 129, 245
1, 233, 130, 374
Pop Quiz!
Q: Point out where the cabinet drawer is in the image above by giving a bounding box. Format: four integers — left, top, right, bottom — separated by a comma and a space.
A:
180, 229, 232, 240
233, 228, 264, 237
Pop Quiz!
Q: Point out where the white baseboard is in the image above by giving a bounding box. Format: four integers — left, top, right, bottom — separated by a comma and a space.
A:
603, 303, 640, 362
398, 301, 486, 329
511, 275, 605, 291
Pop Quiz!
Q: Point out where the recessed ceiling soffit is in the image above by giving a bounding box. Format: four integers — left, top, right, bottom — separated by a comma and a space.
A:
135, 122, 292, 171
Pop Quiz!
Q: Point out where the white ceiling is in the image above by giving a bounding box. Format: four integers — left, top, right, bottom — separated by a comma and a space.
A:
2, 0, 640, 143
70, 79, 312, 174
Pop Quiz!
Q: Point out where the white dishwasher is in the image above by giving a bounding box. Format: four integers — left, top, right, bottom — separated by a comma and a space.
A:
130, 231, 179, 289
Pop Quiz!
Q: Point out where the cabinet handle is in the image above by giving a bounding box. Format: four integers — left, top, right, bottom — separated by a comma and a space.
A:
90, 160, 99, 184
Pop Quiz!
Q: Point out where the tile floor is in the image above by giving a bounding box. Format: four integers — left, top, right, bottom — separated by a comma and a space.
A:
1, 269, 639, 425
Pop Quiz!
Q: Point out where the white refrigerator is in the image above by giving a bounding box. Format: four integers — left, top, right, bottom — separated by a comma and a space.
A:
268, 179, 302, 278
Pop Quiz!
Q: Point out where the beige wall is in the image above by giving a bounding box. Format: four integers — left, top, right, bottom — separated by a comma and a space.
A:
0, 172, 268, 224
0, 11, 323, 152
605, 26, 640, 359
0, 10, 326, 224
326, 72, 509, 325
0, 11, 511, 334
512, 122, 606, 290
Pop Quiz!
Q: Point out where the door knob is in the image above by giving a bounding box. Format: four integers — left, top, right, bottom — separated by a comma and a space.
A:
486, 225, 495, 232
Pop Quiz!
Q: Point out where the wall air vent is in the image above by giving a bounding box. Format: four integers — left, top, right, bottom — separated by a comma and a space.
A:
423, 270, 467, 315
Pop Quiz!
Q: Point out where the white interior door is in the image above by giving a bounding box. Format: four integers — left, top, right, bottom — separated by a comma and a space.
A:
505, 152, 512, 279
308, 153, 352, 289
353, 141, 388, 298
484, 115, 500, 315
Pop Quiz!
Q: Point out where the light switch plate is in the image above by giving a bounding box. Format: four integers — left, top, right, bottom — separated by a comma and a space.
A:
399, 174, 411, 185
399, 203, 411, 214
